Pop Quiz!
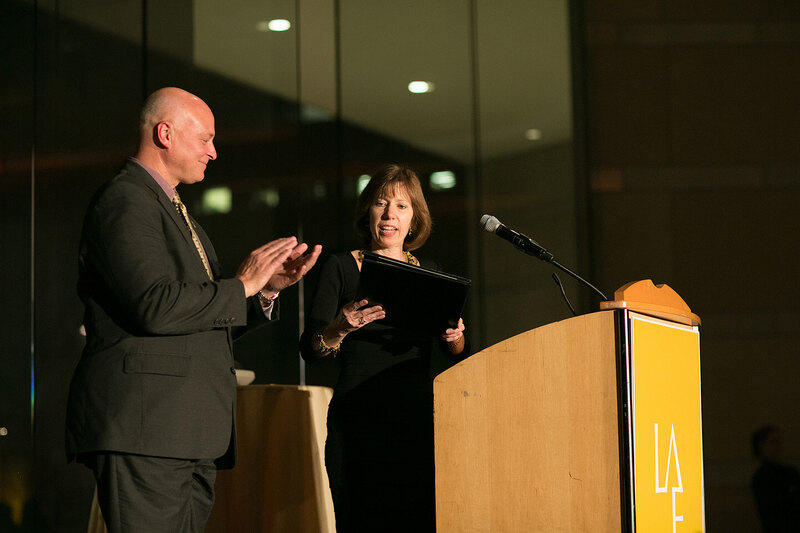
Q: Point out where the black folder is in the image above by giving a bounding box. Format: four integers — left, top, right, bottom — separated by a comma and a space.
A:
356, 251, 471, 336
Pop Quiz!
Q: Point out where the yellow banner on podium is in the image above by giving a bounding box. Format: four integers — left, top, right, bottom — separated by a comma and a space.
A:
630, 312, 705, 533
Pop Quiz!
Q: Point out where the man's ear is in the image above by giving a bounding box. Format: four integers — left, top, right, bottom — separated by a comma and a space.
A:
153, 121, 172, 148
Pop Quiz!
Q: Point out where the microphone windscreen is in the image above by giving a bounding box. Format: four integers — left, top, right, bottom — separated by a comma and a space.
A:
480, 214, 501, 233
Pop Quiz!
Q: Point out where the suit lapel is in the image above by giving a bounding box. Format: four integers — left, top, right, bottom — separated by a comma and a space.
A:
122, 161, 218, 279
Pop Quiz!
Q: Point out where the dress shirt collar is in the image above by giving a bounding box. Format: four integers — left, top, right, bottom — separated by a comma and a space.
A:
129, 157, 177, 201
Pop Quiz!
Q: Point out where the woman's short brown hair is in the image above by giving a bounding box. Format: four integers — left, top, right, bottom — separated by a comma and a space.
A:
355, 164, 432, 251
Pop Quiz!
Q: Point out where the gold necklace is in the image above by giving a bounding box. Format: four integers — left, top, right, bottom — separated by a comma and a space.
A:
359, 250, 419, 266
403, 250, 419, 265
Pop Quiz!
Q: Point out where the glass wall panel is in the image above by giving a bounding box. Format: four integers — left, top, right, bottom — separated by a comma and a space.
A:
334, 0, 476, 378
30, 1, 146, 530
1, 4, 36, 532
179, 0, 304, 384
0, 0, 579, 530
476, 0, 580, 346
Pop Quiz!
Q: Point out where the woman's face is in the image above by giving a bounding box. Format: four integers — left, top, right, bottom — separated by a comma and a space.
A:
369, 185, 414, 251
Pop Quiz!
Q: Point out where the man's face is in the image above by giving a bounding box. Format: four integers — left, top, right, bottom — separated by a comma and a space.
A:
170, 102, 217, 186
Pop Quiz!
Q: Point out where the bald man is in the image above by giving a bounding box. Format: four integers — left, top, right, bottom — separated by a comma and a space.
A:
66, 87, 321, 532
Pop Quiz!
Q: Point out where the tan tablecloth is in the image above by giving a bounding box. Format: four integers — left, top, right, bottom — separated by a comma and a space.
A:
88, 384, 335, 533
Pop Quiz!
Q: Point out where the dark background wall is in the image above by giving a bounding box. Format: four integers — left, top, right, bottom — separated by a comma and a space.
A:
584, 1, 800, 531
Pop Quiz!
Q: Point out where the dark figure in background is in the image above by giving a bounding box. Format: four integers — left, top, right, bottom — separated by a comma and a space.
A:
299, 164, 468, 532
751, 425, 800, 533
65, 87, 321, 533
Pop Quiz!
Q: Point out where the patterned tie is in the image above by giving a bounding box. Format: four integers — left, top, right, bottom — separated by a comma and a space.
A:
172, 192, 214, 280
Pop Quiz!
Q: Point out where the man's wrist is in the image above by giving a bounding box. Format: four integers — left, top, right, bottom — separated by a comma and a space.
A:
257, 290, 279, 306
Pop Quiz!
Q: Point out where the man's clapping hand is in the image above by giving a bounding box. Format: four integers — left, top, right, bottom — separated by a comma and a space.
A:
236, 237, 321, 297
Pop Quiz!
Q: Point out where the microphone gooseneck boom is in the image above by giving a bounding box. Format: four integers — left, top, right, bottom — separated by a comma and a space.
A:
480, 214, 608, 301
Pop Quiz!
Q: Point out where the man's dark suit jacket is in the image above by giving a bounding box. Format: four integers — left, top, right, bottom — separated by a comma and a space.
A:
66, 160, 271, 468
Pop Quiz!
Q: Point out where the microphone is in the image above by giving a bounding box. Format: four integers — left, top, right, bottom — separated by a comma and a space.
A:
479, 214, 608, 302
480, 214, 554, 262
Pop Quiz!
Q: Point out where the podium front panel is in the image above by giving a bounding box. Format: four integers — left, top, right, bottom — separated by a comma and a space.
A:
433, 311, 622, 531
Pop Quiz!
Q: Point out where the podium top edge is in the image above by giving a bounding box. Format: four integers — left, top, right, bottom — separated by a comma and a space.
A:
599, 300, 701, 326
599, 280, 700, 326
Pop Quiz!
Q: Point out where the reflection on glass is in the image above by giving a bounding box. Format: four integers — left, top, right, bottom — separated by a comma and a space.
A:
252, 188, 281, 209
266, 19, 292, 32
201, 187, 233, 214
194, 0, 298, 101
429, 170, 457, 190
357, 175, 371, 195
6, 0, 577, 529
477, 0, 577, 345
339, 0, 474, 163
408, 81, 435, 94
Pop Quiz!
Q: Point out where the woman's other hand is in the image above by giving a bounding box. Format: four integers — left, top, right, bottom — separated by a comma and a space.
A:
315, 299, 385, 356
322, 299, 385, 347
336, 299, 385, 333
442, 318, 466, 355
441, 318, 465, 343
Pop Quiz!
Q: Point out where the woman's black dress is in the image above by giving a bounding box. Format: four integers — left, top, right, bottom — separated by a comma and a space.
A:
300, 252, 466, 532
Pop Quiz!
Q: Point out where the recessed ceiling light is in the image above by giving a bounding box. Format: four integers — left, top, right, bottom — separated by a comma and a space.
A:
525, 128, 542, 141
256, 19, 291, 32
408, 81, 434, 94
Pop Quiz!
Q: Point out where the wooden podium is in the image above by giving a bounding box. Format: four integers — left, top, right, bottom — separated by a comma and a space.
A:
433, 281, 705, 532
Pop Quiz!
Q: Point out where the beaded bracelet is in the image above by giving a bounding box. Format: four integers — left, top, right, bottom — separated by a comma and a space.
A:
257, 290, 279, 307
314, 331, 341, 356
